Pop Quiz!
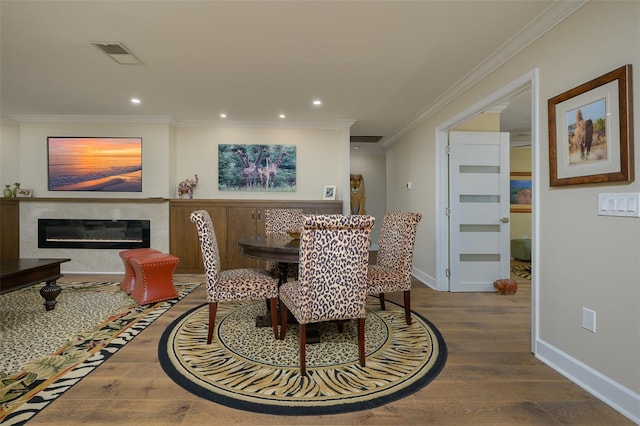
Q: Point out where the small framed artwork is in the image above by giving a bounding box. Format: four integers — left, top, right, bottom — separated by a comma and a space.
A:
510, 173, 531, 213
16, 188, 33, 197
548, 64, 634, 186
323, 185, 336, 200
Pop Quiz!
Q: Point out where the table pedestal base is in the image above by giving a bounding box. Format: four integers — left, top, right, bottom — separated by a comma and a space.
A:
256, 314, 321, 344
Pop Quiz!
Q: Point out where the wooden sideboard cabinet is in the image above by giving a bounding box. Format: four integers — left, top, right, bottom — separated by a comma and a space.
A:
227, 206, 266, 269
170, 199, 343, 273
170, 203, 227, 273
0, 199, 19, 259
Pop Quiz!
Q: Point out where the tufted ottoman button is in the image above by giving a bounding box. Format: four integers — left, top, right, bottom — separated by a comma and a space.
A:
129, 253, 180, 304
119, 248, 161, 294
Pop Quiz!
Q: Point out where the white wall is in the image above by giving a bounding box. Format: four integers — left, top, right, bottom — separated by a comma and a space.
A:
350, 151, 386, 247
386, 124, 438, 286
385, 1, 639, 420
17, 121, 173, 198
175, 126, 344, 200
3, 120, 348, 272
0, 121, 20, 189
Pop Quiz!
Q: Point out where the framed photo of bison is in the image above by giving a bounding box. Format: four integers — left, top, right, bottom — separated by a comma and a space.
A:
548, 64, 633, 187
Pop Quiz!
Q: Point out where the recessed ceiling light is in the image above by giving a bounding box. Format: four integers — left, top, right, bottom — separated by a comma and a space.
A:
220, 113, 227, 118
312, 99, 322, 106
279, 114, 286, 119
131, 98, 141, 104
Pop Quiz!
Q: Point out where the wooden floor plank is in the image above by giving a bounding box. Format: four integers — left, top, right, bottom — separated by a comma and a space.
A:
25, 271, 633, 425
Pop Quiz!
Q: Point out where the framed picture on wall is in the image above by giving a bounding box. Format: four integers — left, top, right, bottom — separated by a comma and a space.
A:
510, 172, 531, 213
548, 64, 634, 186
218, 144, 297, 191
323, 185, 336, 200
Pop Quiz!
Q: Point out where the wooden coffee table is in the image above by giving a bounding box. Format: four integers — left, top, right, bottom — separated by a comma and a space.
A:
0, 258, 71, 311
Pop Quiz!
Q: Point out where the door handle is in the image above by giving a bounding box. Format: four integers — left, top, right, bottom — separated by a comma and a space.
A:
500, 217, 510, 223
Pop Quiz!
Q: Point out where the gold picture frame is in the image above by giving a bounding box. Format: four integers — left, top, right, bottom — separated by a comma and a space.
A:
548, 64, 634, 187
510, 172, 531, 213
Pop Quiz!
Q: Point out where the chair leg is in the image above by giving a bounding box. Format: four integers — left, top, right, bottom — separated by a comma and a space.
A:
269, 297, 279, 339
279, 302, 289, 340
404, 290, 412, 325
378, 293, 386, 310
358, 318, 366, 367
207, 302, 218, 344
299, 323, 307, 376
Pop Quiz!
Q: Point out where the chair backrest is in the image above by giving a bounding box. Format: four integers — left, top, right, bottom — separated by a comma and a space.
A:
296, 214, 375, 323
264, 209, 304, 234
189, 210, 221, 286
376, 212, 422, 282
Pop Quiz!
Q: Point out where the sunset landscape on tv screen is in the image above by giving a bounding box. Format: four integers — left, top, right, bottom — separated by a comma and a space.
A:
48, 137, 142, 192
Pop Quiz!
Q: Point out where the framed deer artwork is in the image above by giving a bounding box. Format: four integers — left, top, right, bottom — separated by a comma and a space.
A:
218, 144, 297, 192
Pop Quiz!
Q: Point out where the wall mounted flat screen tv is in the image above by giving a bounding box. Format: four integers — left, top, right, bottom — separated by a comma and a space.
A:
48, 137, 142, 192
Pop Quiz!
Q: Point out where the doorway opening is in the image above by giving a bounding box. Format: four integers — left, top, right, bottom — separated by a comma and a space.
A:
435, 69, 539, 351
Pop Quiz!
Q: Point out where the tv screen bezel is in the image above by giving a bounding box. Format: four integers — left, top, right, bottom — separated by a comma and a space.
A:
47, 136, 143, 192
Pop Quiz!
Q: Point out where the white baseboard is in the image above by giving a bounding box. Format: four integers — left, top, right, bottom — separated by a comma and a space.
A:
536, 339, 640, 424
411, 266, 436, 289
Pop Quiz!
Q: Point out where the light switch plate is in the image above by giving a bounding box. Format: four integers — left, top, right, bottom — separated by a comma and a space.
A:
598, 193, 640, 217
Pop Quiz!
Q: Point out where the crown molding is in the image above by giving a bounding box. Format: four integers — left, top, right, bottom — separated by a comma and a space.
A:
9, 115, 176, 125
336, 118, 357, 128
6, 114, 352, 131
176, 119, 353, 130
381, 0, 588, 147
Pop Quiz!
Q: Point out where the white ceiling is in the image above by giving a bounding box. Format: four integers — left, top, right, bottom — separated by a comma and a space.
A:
1, 1, 583, 149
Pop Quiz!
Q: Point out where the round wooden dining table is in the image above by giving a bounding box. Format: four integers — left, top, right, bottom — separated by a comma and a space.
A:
237, 234, 321, 343
237, 234, 299, 285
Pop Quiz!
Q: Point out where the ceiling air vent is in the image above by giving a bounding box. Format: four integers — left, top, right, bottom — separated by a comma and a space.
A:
350, 136, 382, 143
90, 42, 142, 65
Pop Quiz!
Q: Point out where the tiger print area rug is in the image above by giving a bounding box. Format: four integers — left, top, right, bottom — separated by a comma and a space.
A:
511, 263, 532, 280
0, 281, 200, 426
158, 298, 447, 415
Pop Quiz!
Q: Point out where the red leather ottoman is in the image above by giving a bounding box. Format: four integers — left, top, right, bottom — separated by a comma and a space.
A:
129, 253, 180, 304
119, 248, 161, 294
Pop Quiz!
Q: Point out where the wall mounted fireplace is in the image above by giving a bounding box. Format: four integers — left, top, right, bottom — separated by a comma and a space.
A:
38, 219, 150, 249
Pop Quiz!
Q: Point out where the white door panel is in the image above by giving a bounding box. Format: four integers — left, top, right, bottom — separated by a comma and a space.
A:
457, 174, 501, 192
458, 233, 501, 252
449, 131, 510, 292
458, 263, 503, 290
456, 206, 501, 221
456, 144, 502, 162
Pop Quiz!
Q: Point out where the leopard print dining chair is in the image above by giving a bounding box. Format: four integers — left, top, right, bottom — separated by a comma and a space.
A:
190, 210, 279, 343
279, 214, 375, 376
367, 211, 422, 325
264, 208, 304, 279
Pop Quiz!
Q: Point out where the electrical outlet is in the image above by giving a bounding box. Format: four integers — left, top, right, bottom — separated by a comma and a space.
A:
582, 307, 596, 333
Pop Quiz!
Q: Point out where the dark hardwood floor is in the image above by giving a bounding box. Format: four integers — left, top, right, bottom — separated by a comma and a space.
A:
28, 268, 632, 425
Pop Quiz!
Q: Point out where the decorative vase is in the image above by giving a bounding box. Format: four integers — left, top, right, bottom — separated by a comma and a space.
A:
3, 185, 12, 198
12, 183, 20, 197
